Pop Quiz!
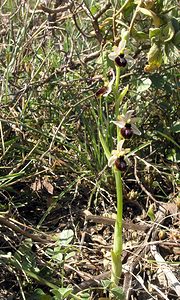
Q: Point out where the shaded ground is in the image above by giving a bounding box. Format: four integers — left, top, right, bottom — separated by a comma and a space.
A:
0, 174, 179, 299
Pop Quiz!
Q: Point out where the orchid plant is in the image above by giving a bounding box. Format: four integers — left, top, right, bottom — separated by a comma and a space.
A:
97, 29, 141, 290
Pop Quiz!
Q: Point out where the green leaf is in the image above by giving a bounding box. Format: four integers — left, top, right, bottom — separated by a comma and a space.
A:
78, 292, 91, 300
166, 148, 179, 162
117, 85, 129, 103
171, 121, 180, 133
101, 279, 112, 288
52, 287, 73, 299
30, 288, 52, 300
147, 204, 155, 221
99, 131, 111, 160
127, 141, 151, 157
65, 251, 76, 260
115, 85, 129, 116
137, 78, 152, 93
0, 172, 25, 182
163, 21, 175, 42
111, 249, 122, 285
147, 43, 162, 69
138, 7, 161, 27
111, 287, 125, 300
90, 4, 100, 15
122, 102, 128, 116
173, 31, 180, 46
149, 28, 161, 39
164, 42, 179, 63
132, 29, 148, 40
59, 229, 74, 246
52, 252, 63, 262
25, 270, 59, 290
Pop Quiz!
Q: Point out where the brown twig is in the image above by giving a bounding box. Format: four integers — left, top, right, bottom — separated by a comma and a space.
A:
73, 271, 111, 292
151, 245, 180, 297
123, 223, 155, 299
94, 2, 111, 20
82, 210, 150, 232
0, 215, 52, 244
83, 50, 101, 63
134, 156, 162, 205
39, 3, 73, 14
72, 12, 94, 39
92, 19, 103, 44
91, 2, 111, 44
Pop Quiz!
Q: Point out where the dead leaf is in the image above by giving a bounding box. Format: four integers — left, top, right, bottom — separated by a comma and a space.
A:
43, 178, 54, 194
31, 178, 42, 191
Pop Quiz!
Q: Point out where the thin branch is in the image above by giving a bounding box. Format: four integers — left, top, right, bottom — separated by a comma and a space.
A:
134, 157, 162, 205
129, 0, 143, 34
39, 3, 73, 14
151, 244, 180, 297
114, 0, 132, 18
72, 12, 94, 39
94, 2, 111, 20
83, 210, 150, 232
0, 215, 52, 244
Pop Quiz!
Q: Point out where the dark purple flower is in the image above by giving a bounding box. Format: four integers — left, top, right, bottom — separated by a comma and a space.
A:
115, 156, 127, 171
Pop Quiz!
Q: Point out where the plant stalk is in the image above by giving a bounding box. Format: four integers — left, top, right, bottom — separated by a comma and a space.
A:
115, 66, 120, 100
115, 66, 121, 142
111, 168, 123, 285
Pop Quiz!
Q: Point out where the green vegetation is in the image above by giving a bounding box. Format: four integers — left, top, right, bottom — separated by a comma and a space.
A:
0, 0, 179, 299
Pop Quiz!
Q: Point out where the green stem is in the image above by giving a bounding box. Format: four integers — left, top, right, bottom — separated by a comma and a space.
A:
110, 62, 123, 287
111, 169, 123, 286
115, 66, 121, 142
115, 66, 120, 102
115, 170, 123, 235
98, 96, 102, 125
